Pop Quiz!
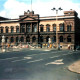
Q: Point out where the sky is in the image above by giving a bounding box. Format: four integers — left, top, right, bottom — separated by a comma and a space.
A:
0, 0, 80, 19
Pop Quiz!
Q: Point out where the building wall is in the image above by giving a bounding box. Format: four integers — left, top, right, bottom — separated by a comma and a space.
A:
0, 10, 80, 50
39, 20, 64, 32
0, 22, 20, 33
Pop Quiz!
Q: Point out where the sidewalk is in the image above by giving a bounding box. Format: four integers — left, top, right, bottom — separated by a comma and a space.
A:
68, 60, 80, 74
29, 47, 57, 51
0, 48, 22, 53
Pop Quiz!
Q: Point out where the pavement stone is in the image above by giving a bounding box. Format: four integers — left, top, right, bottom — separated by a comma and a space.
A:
68, 60, 80, 74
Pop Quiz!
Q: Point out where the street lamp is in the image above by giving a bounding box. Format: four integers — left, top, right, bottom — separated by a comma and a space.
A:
51, 7, 63, 50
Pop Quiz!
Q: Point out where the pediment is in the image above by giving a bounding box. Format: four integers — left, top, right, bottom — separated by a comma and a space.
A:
24, 17, 34, 20
20, 16, 36, 21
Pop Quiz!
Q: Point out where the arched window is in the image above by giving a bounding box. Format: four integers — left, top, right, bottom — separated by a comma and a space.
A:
21, 24, 25, 33
11, 37, 14, 43
0, 27, 4, 33
67, 25, 71, 31
32, 24, 37, 32
5, 26, 9, 33
52, 36, 56, 42
20, 37, 24, 42
40, 36, 44, 42
26, 24, 31, 32
59, 23, 64, 31
67, 35, 71, 42
53, 24, 56, 31
46, 36, 50, 42
46, 24, 50, 32
26, 36, 30, 42
16, 26, 19, 33
32, 36, 36, 42
40, 24, 44, 32
11, 26, 14, 33
60, 36, 63, 42
16, 37, 19, 42
5, 37, 8, 43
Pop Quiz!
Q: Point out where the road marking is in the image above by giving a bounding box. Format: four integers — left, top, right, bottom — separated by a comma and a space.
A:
27, 52, 57, 57
44, 50, 50, 51
30, 49, 35, 50
27, 59, 43, 63
0, 57, 18, 61
45, 59, 64, 65
12, 57, 32, 62
27, 53, 48, 56
12, 59, 27, 62
27, 54, 38, 56
62, 54, 68, 56
24, 57, 32, 59
50, 56, 60, 59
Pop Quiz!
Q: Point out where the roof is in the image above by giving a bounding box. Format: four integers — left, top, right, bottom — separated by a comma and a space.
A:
0, 16, 9, 21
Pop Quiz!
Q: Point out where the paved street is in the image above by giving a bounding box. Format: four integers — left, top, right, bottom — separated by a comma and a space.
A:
0, 49, 80, 80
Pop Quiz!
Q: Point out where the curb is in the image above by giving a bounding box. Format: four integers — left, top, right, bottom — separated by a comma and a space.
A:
68, 60, 80, 74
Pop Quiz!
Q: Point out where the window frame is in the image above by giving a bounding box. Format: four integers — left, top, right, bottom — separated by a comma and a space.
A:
53, 24, 56, 31
11, 26, 14, 33
46, 24, 50, 32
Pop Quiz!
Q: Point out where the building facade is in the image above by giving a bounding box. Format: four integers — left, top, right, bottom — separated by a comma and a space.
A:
0, 10, 80, 49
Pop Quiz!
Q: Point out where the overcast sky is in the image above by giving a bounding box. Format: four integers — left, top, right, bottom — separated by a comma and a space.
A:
0, 0, 80, 19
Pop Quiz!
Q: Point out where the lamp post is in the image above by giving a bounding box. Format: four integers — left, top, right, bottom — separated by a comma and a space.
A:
51, 7, 63, 50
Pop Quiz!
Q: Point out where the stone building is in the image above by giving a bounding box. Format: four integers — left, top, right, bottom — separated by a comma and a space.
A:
0, 10, 80, 49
